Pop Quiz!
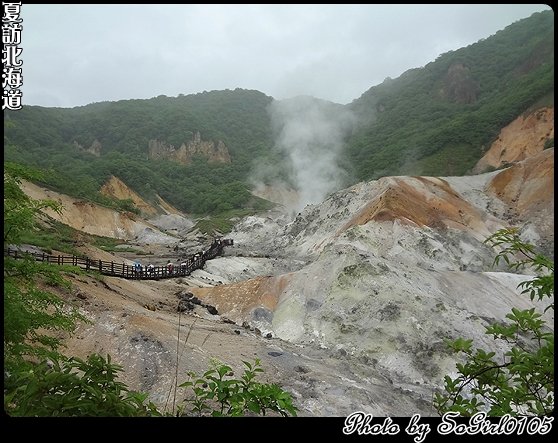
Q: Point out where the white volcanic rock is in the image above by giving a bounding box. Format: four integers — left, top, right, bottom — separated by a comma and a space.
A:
190, 151, 553, 415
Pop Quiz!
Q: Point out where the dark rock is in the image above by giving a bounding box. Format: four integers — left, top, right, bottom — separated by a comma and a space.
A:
265, 333, 273, 339
340, 323, 356, 333
251, 307, 273, 323
378, 302, 401, 321
268, 351, 283, 357
177, 301, 194, 312
358, 354, 374, 365
206, 305, 218, 315
176, 291, 203, 310
306, 298, 322, 311
234, 330, 241, 335
175, 291, 195, 301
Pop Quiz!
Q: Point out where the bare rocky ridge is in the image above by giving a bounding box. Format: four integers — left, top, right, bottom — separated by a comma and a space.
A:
25, 148, 553, 415
473, 106, 554, 173
487, 147, 554, 257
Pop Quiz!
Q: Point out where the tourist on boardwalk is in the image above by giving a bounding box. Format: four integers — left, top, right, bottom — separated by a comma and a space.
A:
167, 260, 174, 275
133, 261, 142, 277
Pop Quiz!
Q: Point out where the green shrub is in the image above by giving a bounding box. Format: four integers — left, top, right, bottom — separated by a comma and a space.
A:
179, 358, 298, 417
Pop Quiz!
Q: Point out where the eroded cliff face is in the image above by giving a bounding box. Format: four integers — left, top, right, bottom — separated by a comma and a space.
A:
487, 148, 554, 257
473, 106, 554, 173
148, 131, 231, 165
439, 62, 480, 104
73, 139, 102, 157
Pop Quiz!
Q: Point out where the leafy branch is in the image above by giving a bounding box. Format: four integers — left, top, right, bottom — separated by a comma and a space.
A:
434, 228, 554, 416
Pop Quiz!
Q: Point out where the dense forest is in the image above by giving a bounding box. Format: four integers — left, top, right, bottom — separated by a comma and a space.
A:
4, 89, 278, 214
3, 10, 554, 216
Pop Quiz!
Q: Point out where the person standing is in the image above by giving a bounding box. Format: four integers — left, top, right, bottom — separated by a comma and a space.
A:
133, 261, 142, 277
167, 260, 174, 275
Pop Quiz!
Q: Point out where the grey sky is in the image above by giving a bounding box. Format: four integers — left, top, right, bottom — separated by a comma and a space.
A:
20, 4, 552, 108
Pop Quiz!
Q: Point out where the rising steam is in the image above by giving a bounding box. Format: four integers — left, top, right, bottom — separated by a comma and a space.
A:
256, 96, 355, 216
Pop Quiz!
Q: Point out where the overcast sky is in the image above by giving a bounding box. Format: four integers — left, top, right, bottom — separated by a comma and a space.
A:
19, 4, 552, 108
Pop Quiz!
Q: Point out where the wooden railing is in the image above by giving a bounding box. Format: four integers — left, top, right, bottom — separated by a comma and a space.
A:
4, 238, 233, 280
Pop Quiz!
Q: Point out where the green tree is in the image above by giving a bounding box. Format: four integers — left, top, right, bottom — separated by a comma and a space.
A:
5, 354, 160, 416
4, 163, 158, 416
434, 228, 554, 416
4, 162, 81, 365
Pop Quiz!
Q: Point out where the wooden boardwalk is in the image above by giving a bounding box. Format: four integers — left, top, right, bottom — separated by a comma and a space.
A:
5, 238, 233, 280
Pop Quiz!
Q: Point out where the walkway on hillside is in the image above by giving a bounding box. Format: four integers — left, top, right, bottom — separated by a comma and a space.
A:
4, 238, 233, 280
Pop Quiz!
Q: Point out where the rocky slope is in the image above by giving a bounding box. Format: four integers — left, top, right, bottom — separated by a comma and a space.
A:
473, 106, 554, 173
45, 148, 553, 416
100, 175, 159, 217
487, 147, 554, 256
189, 149, 554, 412
100, 175, 197, 237
22, 177, 197, 246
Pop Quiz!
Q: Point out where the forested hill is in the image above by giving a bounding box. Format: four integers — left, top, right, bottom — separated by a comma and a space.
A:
345, 10, 554, 180
4, 89, 277, 214
4, 10, 554, 217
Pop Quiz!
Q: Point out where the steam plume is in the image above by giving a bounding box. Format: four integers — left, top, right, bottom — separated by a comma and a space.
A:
265, 96, 355, 215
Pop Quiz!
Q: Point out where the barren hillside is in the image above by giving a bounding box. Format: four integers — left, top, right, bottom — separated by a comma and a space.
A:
20, 179, 194, 245
473, 106, 554, 173
33, 149, 553, 416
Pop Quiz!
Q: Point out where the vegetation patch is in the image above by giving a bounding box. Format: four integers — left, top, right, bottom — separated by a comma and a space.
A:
193, 207, 272, 235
